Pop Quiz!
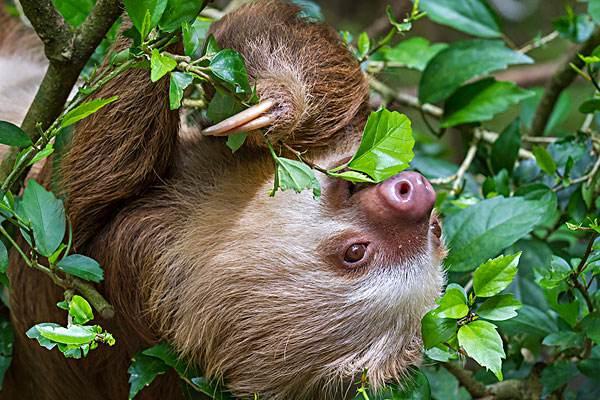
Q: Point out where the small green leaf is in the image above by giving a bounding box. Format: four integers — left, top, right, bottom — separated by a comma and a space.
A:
123, 0, 168, 36
226, 133, 247, 153
554, 13, 594, 44
419, 40, 532, 104
327, 170, 375, 183
0, 242, 7, 275
36, 325, 96, 345
419, 0, 501, 38
347, 109, 415, 182
26, 323, 59, 350
581, 312, 600, 343
61, 96, 119, 128
169, 71, 194, 110
0, 317, 13, 389
27, 143, 54, 166
540, 361, 579, 397
68, 295, 94, 325
57, 254, 104, 283
473, 253, 521, 297
441, 79, 534, 128
477, 294, 522, 321
150, 49, 178, 83
271, 156, 321, 199
383, 37, 447, 71
356, 32, 370, 59
159, 0, 207, 33
0, 121, 32, 147
579, 98, 600, 113
542, 331, 584, 351
368, 369, 431, 400
532, 145, 557, 175
436, 284, 469, 319
21, 180, 66, 257
182, 18, 211, 57
497, 305, 557, 338
207, 89, 244, 124
188, 377, 235, 400
421, 309, 458, 349
458, 320, 505, 380
491, 119, 521, 174
536, 256, 572, 289
209, 49, 251, 95
128, 353, 170, 399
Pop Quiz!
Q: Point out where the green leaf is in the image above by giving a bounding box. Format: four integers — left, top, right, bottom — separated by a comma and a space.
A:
128, 353, 170, 399
540, 360, 579, 397
419, 40, 532, 104
57, 254, 104, 283
441, 79, 534, 128
532, 146, 557, 175
591, 0, 600, 23
123, 0, 168, 36
435, 284, 469, 319
579, 98, 600, 114
421, 309, 458, 349
356, 32, 370, 59
444, 196, 546, 271
68, 295, 94, 325
477, 294, 521, 321
383, 37, 447, 71
473, 253, 520, 297
457, 320, 505, 380
496, 305, 557, 337
28, 143, 55, 166
271, 156, 321, 199
26, 323, 59, 350
21, 180, 66, 257
209, 49, 251, 95
207, 89, 244, 124
419, 0, 501, 38
0, 121, 32, 147
61, 96, 119, 128
327, 170, 375, 183
188, 377, 235, 400
159, 0, 207, 33
554, 13, 594, 44
150, 49, 177, 83
536, 256, 572, 289
168, 71, 194, 110
182, 18, 212, 57
542, 331, 584, 351
51, 0, 95, 26
347, 109, 414, 182
369, 369, 431, 400
36, 324, 96, 345
581, 312, 600, 343
226, 134, 247, 153
491, 119, 521, 174
0, 241, 7, 274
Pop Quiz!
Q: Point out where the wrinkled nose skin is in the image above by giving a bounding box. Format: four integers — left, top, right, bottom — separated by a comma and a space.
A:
358, 171, 436, 222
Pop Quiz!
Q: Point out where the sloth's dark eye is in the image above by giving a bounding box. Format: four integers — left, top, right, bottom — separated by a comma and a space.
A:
344, 243, 368, 263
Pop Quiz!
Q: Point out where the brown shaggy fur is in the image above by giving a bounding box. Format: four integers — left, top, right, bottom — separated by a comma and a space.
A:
1, 1, 444, 399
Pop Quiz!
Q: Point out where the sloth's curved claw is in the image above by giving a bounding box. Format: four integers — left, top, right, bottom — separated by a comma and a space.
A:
201, 100, 275, 136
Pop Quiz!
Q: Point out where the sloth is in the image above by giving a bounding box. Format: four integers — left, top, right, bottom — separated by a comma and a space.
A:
0, 1, 445, 399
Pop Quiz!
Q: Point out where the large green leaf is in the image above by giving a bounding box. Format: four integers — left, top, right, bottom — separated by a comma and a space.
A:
477, 294, 522, 321
419, 0, 501, 38
209, 49, 251, 95
441, 79, 534, 127
383, 37, 447, 71
51, 0, 94, 26
419, 40, 532, 104
20, 180, 66, 257
36, 325, 96, 345
123, 0, 168, 36
0, 121, 32, 147
496, 305, 557, 337
444, 196, 546, 271
57, 254, 104, 283
473, 253, 521, 297
61, 97, 119, 128
435, 284, 469, 319
421, 309, 458, 349
347, 109, 414, 182
458, 320, 505, 380
128, 352, 170, 399
159, 0, 207, 32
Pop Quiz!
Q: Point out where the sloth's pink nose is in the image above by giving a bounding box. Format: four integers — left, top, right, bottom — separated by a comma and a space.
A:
358, 171, 435, 222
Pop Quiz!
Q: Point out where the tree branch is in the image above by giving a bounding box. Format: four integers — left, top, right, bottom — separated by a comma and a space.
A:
531, 28, 600, 136
443, 362, 488, 398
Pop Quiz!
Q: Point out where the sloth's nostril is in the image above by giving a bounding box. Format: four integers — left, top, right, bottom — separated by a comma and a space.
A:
398, 181, 411, 197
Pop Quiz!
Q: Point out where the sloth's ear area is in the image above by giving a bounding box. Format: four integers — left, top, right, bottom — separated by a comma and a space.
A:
201, 100, 275, 136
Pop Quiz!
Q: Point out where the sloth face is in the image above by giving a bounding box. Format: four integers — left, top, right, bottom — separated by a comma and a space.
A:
151, 147, 445, 400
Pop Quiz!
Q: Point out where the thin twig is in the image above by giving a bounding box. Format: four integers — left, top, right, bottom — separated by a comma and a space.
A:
519, 31, 559, 54
451, 135, 480, 195
368, 77, 443, 118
